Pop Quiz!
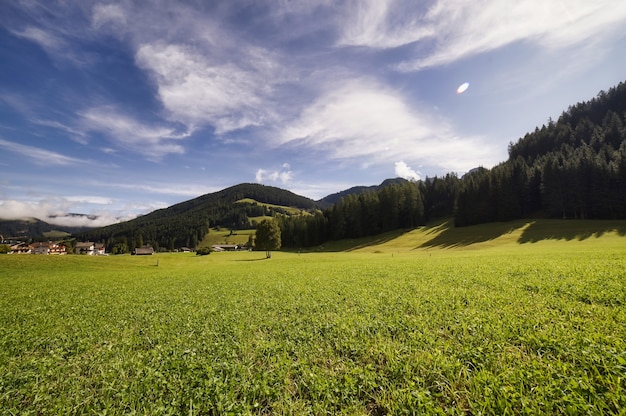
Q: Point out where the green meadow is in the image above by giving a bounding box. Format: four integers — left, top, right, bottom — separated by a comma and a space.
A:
1, 220, 626, 414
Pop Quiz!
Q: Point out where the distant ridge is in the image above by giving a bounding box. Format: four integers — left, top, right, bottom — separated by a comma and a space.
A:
317, 178, 408, 206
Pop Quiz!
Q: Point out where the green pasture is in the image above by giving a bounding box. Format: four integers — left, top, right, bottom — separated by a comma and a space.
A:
199, 229, 256, 248
236, 198, 309, 215
1, 220, 626, 414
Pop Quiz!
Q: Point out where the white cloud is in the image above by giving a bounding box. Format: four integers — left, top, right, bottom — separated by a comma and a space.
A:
135, 43, 278, 134
0, 198, 132, 228
0, 138, 85, 166
256, 167, 293, 184
64, 195, 114, 205
395, 161, 421, 181
278, 79, 497, 172
80, 106, 189, 159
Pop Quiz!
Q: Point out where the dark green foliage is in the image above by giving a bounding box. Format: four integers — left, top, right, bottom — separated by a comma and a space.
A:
280, 181, 426, 248
196, 247, 211, 256
456, 81, 626, 226
254, 219, 281, 257
318, 177, 409, 206
0, 218, 88, 241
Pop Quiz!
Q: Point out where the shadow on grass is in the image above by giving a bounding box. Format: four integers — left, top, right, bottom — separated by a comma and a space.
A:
418, 220, 525, 249
233, 257, 270, 262
518, 220, 626, 243
419, 219, 626, 248
306, 229, 408, 252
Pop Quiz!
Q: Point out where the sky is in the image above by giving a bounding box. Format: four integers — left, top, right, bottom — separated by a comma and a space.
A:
1, 0, 626, 227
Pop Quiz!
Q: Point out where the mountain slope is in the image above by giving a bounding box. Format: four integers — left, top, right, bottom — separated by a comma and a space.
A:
73, 183, 320, 252
318, 178, 408, 206
0, 218, 89, 241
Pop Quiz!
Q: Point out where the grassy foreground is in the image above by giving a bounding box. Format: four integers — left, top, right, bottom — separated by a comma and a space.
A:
1, 220, 625, 414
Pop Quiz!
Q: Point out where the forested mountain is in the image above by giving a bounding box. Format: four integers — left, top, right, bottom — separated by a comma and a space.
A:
317, 178, 408, 206
73, 183, 320, 253
0, 218, 88, 241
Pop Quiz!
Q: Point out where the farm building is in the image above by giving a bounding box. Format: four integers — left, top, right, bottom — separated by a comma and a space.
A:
75, 242, 107, 255
133, 245, 155, 255
32, 241, 66, 255
10, 243, 33, 254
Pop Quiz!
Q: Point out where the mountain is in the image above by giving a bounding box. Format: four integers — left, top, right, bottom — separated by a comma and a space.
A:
73, 183, 320, 252
0, 218, 88, 241
317, 178, 409, 206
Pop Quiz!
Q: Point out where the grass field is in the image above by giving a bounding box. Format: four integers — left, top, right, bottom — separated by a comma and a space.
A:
1, 220, 625, 414
199, 229, 256, 248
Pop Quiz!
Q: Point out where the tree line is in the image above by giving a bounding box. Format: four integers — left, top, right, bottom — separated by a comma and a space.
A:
456, 81, 626, 225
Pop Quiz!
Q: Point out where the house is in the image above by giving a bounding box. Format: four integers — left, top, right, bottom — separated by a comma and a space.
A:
179, 247, 193, 253
133, 245, 154, 255
10, 243, 33, 254
32, 241, 66, 255
95, 243, 106, 255
75, 242, 95, 255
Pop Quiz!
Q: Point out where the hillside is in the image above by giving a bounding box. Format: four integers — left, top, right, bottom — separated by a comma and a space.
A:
73, 183, 320, 252
318, 218, 626, 254
0, 218, 88, 242
317, 178, 408, 206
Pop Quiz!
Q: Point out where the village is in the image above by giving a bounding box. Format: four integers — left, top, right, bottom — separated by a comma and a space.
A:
3, 240, 107, 255
1, 240, 162, 255
1, 239, 246, 255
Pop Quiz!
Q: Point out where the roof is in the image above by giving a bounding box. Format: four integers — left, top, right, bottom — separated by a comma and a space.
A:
75, 242, 95, 248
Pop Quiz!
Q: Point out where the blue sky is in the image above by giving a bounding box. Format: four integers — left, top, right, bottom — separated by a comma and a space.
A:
1, 0, 625, 227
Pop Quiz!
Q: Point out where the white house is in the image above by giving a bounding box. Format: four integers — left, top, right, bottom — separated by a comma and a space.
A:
75, 242, 95, 255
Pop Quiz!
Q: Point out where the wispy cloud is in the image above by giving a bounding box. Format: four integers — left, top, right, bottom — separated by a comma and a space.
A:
278, 79, 497, 172
79, 106, 189, 159
335, 0, 626, 71
33, 119, 88, 144
91, 3, 127, 30
135, 42, 280, 134
337, 0, 434, 48
392, 0, 626, 71
88, 180, 219, 198
11, 26, 64, 53
10, 24, 93, 66
0, 138, 85, 166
